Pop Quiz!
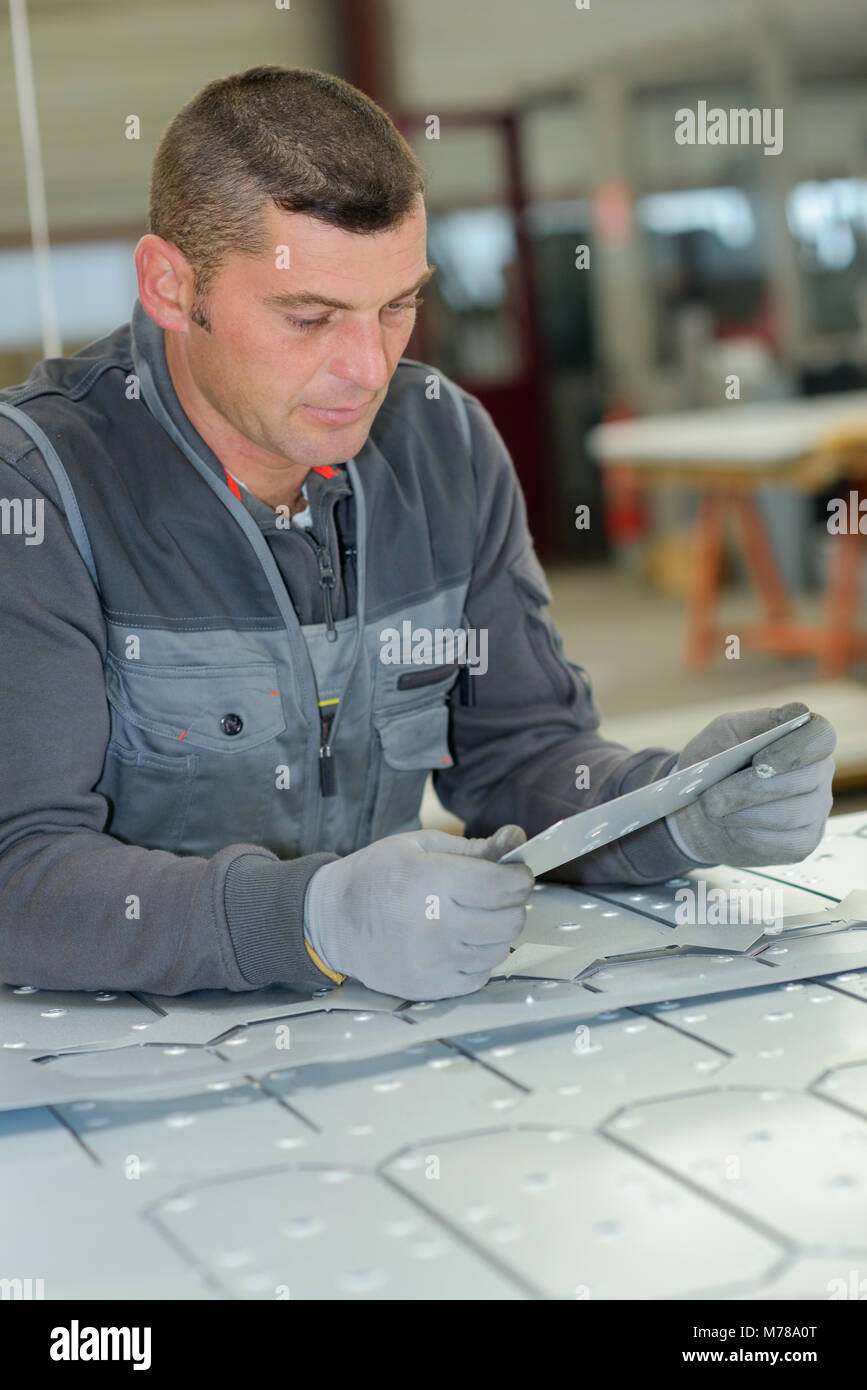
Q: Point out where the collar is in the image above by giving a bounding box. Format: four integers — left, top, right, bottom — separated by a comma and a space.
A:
130, 298, 352, 527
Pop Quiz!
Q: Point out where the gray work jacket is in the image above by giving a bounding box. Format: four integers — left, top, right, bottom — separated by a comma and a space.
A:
0, 300, 691, 995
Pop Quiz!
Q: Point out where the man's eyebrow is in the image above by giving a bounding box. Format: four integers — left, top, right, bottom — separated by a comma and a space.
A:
262, 264, 436, 312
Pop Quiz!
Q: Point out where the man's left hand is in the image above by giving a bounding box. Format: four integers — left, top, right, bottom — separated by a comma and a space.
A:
666, 701, 836, 868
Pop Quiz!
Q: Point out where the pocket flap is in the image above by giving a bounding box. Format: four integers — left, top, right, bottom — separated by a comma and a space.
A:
374, 702, 454, 771
106, 655, 287, 752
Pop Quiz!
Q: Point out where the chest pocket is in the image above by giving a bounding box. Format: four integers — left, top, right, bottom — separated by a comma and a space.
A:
366, 663, 458, 843
98, 654, 290, 855
104, 654, 287, 749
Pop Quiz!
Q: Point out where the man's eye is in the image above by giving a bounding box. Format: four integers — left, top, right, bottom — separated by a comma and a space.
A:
287, 315, 330, 332
286, 297, 422, 332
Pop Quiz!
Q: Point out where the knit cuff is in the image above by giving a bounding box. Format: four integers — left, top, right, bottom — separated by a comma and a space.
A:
617, 815, 713, 883
224, 851, 340, 989
616, 750, 717, 881
665, 811, 719, 866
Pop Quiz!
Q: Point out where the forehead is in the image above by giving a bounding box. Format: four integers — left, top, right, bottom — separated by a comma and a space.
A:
241, 198, 429, 297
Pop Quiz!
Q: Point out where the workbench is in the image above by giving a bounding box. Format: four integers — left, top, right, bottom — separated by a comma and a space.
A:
587, 392, 867, 676
2, 812, 866, 1300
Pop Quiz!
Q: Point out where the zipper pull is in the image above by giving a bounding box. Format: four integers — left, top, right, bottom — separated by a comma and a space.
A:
316, 547, 338, 642
319, 703, 338, 796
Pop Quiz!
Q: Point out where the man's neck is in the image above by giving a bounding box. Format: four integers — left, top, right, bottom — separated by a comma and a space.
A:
226, 466, 310, 517
163, 330, 308, 514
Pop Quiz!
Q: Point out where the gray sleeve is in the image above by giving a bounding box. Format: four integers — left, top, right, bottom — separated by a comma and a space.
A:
433, 395, 698, 885
0, 435, 337, 994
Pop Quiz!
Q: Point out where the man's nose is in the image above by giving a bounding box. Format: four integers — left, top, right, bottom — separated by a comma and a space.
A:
328, 318, 392, 395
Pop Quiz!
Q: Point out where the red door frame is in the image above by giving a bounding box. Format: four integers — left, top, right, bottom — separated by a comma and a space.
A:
392, 108, 557, 555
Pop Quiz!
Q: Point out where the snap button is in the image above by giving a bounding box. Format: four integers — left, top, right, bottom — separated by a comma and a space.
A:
220, 713, 244, 736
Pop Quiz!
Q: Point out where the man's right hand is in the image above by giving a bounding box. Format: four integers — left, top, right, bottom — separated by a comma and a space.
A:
303, 825, 534, 1000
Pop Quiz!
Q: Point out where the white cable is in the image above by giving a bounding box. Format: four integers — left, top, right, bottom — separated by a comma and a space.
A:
8, 0, 61, 357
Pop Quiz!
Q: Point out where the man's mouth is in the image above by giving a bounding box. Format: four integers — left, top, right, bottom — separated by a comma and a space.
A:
302, 401, 371, 425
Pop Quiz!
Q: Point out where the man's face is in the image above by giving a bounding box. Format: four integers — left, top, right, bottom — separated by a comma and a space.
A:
178, 196, 431, 468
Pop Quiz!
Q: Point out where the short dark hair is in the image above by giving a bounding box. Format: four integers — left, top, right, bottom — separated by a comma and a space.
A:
148, 66, 426, 306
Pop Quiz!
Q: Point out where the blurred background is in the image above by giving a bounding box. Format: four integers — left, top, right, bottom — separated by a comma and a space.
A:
2, 0, 866, 810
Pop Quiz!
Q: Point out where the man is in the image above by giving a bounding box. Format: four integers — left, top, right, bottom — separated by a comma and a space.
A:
0, 67, 835, 1002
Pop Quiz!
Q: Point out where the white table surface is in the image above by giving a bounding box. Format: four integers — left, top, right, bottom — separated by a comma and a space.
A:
587, 390, 867, 468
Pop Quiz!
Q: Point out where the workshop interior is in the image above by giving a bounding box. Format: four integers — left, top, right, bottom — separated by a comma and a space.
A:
1, 0, 867, 1328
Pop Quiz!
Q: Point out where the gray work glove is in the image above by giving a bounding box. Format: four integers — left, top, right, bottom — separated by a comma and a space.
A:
666, 702, 835, 869
303, 825, 534, 1000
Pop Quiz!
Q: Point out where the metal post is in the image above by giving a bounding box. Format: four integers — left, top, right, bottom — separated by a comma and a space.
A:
8, 0, 61, 357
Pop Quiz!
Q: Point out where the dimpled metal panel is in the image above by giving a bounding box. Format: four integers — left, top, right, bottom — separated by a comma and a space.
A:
1, 811, 866, 1299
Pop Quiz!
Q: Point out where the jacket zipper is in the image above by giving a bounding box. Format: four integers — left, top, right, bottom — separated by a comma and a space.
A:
293, 478, 351, 800
318, 702, 338, 796
297, 530, 338, 642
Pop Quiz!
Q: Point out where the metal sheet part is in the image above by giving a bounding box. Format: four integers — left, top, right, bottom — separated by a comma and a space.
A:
151, 1166, 526, 1300
491, 883, 675, 978
0, 1107, 220, 1300
499, 712, 810, 877
577, 949, 774, 997
0, 983, 159, 1049
636, 980, 867, 1089
259, 1039, 527, 1167
134, 980, 407, 1046
754, 926, 867, 976
601, 1088, 867, 1250
6, 924, 867, 1113
813, 1061, 867, 1120
55, 1082, 316, 1187
210, 1009, 416, 1069
583, 866, 829, 936
1, 807, 866, 1300
491, 870, 839, 975
725, 1256, 867, 1301
824, 969, 867, 1003
385, 1127, 782, 1300
456, 1009, 728, 1129
757, 832, 867, 899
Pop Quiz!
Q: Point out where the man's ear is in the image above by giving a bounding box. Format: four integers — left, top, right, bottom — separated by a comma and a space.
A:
134, 234, 195, 332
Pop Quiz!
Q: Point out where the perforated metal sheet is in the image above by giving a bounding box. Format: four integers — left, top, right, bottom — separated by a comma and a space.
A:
55, 1082, 316, 1187
151, 1166, 526, 1299
1, 810, 865, 1300
0, 985, 158, 1049
637, 981, 867, 1088
601, 1087, 867, 1250
500, 711, 809, 876
385, 1127, 782, 1299
813, 1060, 867, 1119
259, 1039, 527, 1166
825, 969, 867, 1003
758, 831, 867, 898
456, 1009, 728, 1128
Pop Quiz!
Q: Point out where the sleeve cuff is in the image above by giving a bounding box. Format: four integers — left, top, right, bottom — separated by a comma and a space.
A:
616, 815, 710, 882
664, 811, 718, 866
224, 850, 341, 989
